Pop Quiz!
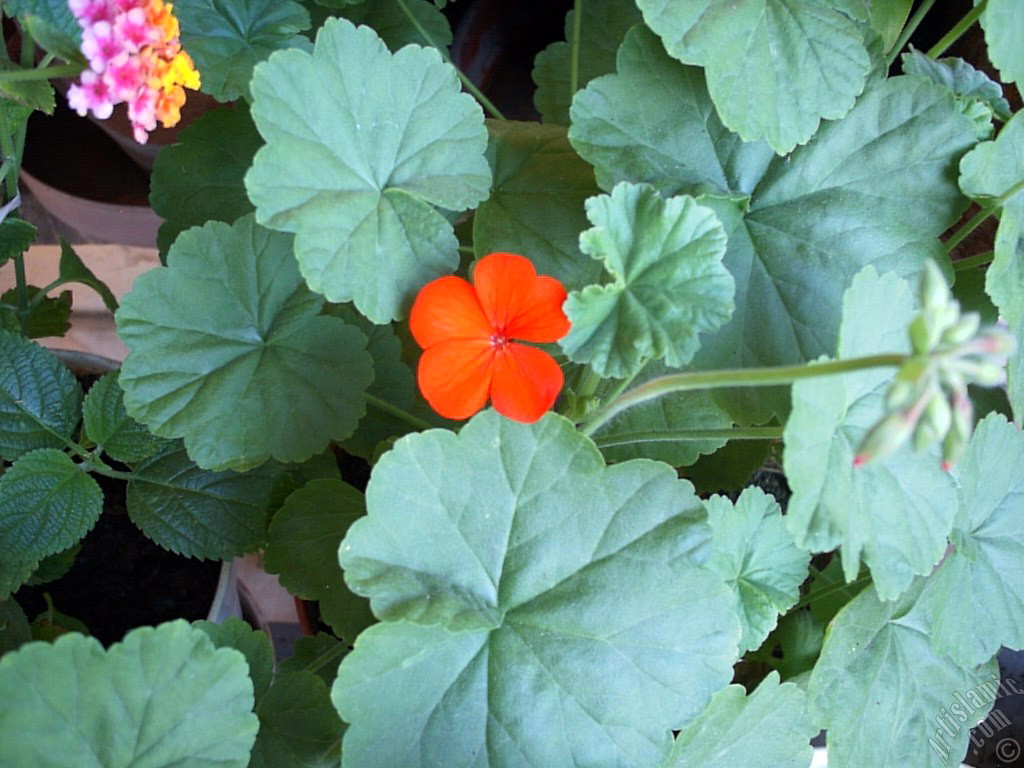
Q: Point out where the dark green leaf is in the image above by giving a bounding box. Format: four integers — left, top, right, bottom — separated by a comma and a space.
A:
0, 558, 34, 602
151, 106, 261, 257
0, 287, 72, 339
127, 443, 279, 559
24, 542, 80, 585
278, 632, 347, 686
679, 438, 771, 495
473, 120, 603, 290
0, 599, 31, 654
5, 0, 82, 64
336, 0, 452, 53
193, 617, 274, 702
0, 448, 101, 563
0, 61, 53, 113
116, 215, 374, 471
265, 478, 372, 642
0, 332, 82, 460
55, 240, 117, 312
0, 621, 258, 767
246, 18, 491, 322
176, 0, 312, 102
266, 450, 342, 517
0, 219, 37, 268
250, 669, 344, 768
82, 372, 168, 463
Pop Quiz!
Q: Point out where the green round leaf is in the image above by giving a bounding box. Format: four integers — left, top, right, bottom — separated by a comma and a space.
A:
82, 372, 168, 463
177, 0, 312, 102
706, 487, 810, 655
116, 214, 374, 472
246, 17, 491, 322
981, 0, 1024, 86
193, 617, 274, 702
531, 0, 641, 126
334, 410, 740, 767
636, 0, 871, 154
561, 182, 733, 377
0, 448, 102, 563
0, 331, 82, 462
150, 106, 262, 256
784, 267, 957, 601
0, 621, 258, 768
473, 120, 603, 290
278, 632, 347, 686
264, 478, 373, 641
809, 582, 998, 768
250, 670, 345, 768
664, 672, 815, 768
126, 443, 280, 559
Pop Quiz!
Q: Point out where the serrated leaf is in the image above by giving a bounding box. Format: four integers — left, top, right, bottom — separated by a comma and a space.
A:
0, 331, 83, 461
531, 0, 642, 125
82, 372, 167, 463
561, 182, 733, 377
250, 670, 344, 768
0, 558, 35, 603
176, 0, 312, 102
0, 599, 31, 654
25, 542, 80, 586
680, 438, 771, 495
0, 448, 101, 563
126, 443, 279, 559
473, 120, 603, 290
0, 219, 36, 267
264, 478, 373, 641
278, 632, 347, 686
55, 240, 118, 312
981, 0, 1024, 85
0, 287, 72, 339
194, 617, 274, 702
0, 61, 53, 113
116, 214, 374, 471
636, 0, 871, 154
0, 620, 258, 768
663, 672, 814, 768
570, 28, 975, 423
903, 48, 1011, 125
151, 106, 261, 257
266, 450, 342, 515
334, 410, 740, 767
706, 487, 810, 655
921, 414, 1024, 666
246, 17, 491, 322
336, 0, 452, 53
809, 582, 997, 768
4, 0, 82, 64
784, 268, 958, 600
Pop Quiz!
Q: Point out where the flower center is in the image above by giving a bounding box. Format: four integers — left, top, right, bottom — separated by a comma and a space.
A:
489, 331, 508, 350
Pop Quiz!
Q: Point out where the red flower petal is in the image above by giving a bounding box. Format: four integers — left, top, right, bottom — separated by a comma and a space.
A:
472, 253, 569, 342
489, 342, 564, 423
409, 276, 491, 350
417, 338, 494, 419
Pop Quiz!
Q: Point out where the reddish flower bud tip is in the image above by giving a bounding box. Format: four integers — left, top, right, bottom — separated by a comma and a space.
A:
853, 454, 868, 468
941, 460, 952, 472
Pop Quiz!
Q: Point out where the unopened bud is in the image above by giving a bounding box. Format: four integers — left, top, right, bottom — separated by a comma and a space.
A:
854, 408, 920, 468
940, 312, 981, 346
921, 259, 952, 310
941, 390, 974, 468
913, 392, 952, 452
948, 359, 1005, 387
886, 358, 932, 410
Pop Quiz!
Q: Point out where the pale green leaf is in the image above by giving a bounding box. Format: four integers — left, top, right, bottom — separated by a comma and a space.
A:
0, 331, 82, 461
981, 0, 1024, 85
176, 0, 312, 102
126, 443, 279, 559
473, 120, 603, 290
902, 49, 1011, 128
336, 0, 452, 53
531, 0, 642, 126
706, 487, 810, 654
116, 214, 374, 472
870, 0, 914, 52
922, 414, 1024, 666
246, 18, 491, 322
636, 0, 871, 153
0, 448, 102, 563
560, 182, 733, 377
149, 106, 261, 256
0, 60, 53, 114
250, 670, 344, 768
0, 621, 258, 768
193, 617, 274, 702
663, 672, 815, 768
334, 410, 740, 767
784, 268, 958, 600
264, 478, 373, 642
809, 581, 998, 768
570, 28, 975, 423
82, 372, 168, 464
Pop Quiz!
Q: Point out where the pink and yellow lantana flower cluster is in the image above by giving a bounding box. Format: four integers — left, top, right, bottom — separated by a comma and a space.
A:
66, 0, 200, 143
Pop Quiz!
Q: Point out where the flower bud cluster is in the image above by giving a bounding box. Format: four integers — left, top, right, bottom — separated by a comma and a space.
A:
66, 0, 200, 143
855, 260, 1014, 469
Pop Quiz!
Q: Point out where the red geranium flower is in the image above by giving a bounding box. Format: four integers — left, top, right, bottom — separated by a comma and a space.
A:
409, 252, 570, 423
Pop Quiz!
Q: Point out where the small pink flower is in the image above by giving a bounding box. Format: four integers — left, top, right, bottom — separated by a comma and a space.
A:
115, 7, 157, 52
128, 88, 157, 143
68, 0, 114, 26
81, 21, 124, 72
103, 53, 145, 100
66, 70, 115, 119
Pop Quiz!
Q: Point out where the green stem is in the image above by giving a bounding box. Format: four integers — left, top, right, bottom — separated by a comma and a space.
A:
364, 393, 435, 431
0, 63, 81, 82
954, 250, 994, 272
795, 574, 872, 610
393, 0, 506, 120
887, 0, 937, 66
995, 177, 1024, 208
926, 0, 986, 59
580, 354, 906, 437
575, 366, 602, 400
593, 426, 784, 448
458, 244, 475, 255
944, 206, 994, 254
569, 0, 583, 99
0, 102, 27, 332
